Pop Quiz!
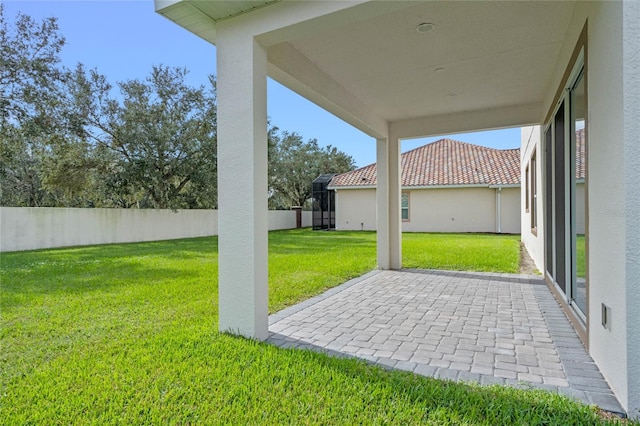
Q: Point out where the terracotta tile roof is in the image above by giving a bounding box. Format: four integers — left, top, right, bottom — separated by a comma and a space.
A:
576, 128, 585, 180
330, 138, 521, 188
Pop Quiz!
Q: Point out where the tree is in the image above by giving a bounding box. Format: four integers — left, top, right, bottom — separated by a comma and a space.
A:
0, 6, 69, 206
69, 65, 218, 209
268, 129, 355, 209
0, 7, 348, 211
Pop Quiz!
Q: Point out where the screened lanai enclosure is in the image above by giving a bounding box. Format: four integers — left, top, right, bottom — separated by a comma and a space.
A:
312, 174, 336, 231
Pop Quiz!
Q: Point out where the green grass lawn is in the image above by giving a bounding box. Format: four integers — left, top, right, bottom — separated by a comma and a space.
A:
0, 230, 622, 424
403, 232, 520, 273
577, 234, 586, 278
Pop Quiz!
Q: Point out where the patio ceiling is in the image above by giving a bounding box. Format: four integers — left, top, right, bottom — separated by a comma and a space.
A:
156, 0, 576, 138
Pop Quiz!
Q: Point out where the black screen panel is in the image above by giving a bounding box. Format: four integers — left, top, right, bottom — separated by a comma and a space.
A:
554, 102, 566, 292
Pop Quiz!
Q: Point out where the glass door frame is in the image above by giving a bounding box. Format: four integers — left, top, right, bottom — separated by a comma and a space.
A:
568, 57, 586, 320
543, 49, 587, 323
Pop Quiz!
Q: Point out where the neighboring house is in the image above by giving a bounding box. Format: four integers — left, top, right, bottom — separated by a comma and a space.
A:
329, 139, 521, 233
156, 1, 639, 416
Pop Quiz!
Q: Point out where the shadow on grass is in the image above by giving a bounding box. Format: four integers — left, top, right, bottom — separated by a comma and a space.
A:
1, 242, 210, 301
236, 333, 611, 425
1, 236, 217, 266
268, 229, 376, 253
3, 264, 203, 298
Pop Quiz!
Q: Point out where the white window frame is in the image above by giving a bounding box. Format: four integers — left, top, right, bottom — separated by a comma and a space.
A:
401, 192, 410, 222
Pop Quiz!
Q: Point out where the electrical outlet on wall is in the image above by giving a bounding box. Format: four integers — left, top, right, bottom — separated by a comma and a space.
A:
601, 303, 612, 330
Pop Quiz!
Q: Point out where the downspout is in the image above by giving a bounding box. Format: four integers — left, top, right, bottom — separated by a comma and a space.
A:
496, 187, 502, 234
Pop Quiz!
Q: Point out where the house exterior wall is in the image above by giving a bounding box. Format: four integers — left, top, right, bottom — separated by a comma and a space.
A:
623, 0, 640, 419
499, 188, 521, 235
334, 189, 377, 231
587, 2, 640, 416
521, 126, 543, 271
406, 187, 495, 233
523, 0, 638, 413
0, 208, 311, 252
335, 187, 521, 234
587, 2, 630, 411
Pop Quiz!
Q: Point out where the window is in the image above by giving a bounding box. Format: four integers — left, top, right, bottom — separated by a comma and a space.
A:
525, 164, 530, 212
530, 150, 537, 230
401, 192, 409, 221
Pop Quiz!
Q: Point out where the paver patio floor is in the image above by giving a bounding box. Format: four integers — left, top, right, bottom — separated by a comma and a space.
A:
268, 269, 623, 414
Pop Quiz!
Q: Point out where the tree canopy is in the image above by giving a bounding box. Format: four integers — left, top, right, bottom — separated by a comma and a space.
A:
1, 8, 355, 210
268, 129, 354, 209
66, 65, 218, 209
1, 5, 68, 206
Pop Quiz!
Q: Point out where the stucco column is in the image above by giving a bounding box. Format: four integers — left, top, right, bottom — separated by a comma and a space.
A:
216, 28, 269, 340
376, 136, 402, 269
623, 0, 640, 417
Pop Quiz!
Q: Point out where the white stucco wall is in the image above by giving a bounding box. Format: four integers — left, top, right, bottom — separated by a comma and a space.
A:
406, 187, 494, 233
335, 186, 521, 234
268, 210, 311, 230
301, 211, 312, 228
334, 189, 377, 231
623, 0, 640, 419
498, 188, 521, 235
0, 208, 309, 252
583, 1, 627, 409
520, 126, 544, 271
531, 0, 637, 413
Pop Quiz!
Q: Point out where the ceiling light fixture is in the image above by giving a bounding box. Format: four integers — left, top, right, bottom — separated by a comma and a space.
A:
416, 22, 435, 33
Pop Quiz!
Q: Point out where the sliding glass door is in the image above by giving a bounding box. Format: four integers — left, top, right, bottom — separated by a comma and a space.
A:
570, 70, 586, 315
544, 54, 587, 321
554, 101, 567, 294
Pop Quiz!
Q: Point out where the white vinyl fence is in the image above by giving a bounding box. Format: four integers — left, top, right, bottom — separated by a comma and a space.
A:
0, 207, 312, 252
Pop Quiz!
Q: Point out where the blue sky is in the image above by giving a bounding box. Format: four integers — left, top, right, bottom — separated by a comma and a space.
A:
5, 1, 521, 168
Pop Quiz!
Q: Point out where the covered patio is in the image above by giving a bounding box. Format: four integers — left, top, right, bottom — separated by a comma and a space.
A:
268, 269, 623, 414
155, 0, 639, 417
155, 0, 576, 341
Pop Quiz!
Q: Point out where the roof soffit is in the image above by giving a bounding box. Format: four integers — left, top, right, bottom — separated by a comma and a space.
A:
282, 1, 576, 123
157, 1, 577, 138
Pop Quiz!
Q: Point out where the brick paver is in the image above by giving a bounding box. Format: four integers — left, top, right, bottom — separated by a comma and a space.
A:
267, 269, 624, 415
